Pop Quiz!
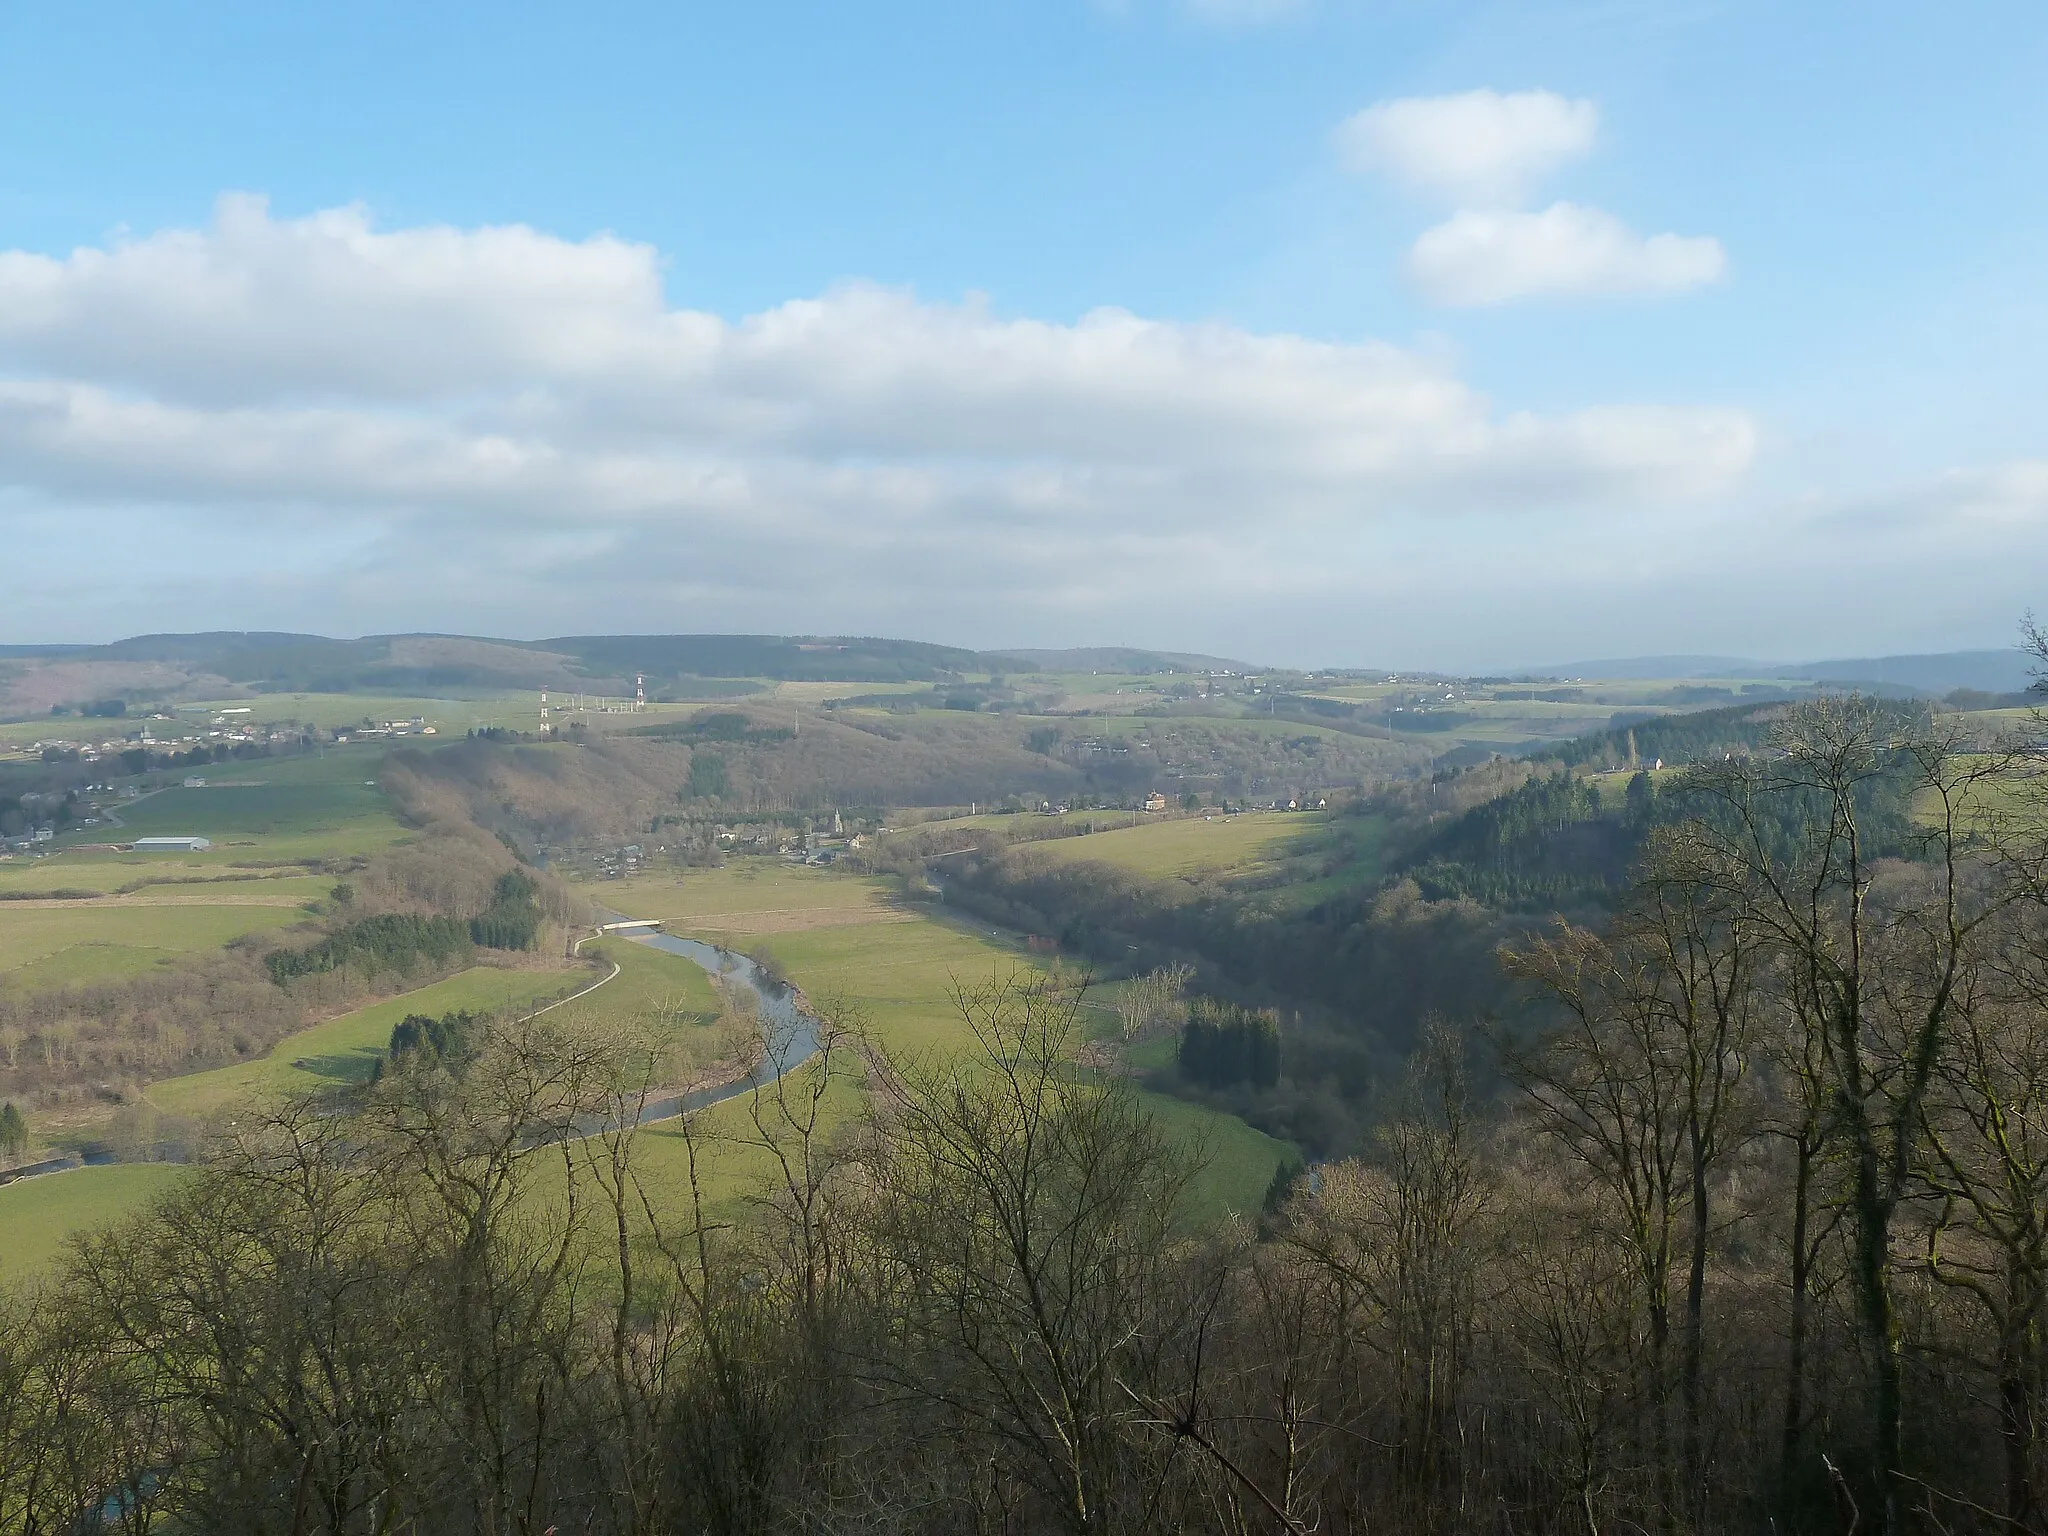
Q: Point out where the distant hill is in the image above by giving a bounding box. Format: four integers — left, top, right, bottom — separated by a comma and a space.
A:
0, 630, 1063, 716
981, 646, 1255, 675
1525, 655, 1774, 680
6, 631, 2035, 717
1784, 648, 2037, 695
1526, 648, 2038, 696
542, 633, 986, 683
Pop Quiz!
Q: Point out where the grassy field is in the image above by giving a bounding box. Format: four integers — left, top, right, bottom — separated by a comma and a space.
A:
174, 693, 538, 733
603, 863, 1292, 1224
563, 938, 737, 1079
606, 861, 915, 937
0, 903, 308, 986
0, 841, 1293, 1284
95, 759, 410, 859
579, 936, 723, 1020
1025, 811, 1317, 879
1263, 811, 1393, 909
773, 680, 933, 704
148, 964, 589, 1120
0, 694, 537, 743
0, 1164, 190, 1285
0, 749, 411, 994
937, 809, 1145, 835
0, 852, 334, 898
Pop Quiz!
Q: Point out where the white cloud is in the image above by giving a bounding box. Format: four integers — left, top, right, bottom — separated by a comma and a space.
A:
1336, 89, 1597, 205
0, 196, 1756, 646
1407, 202, 1727, 305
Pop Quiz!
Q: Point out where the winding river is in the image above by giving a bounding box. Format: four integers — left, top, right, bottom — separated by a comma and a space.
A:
622, 932, 823, 1123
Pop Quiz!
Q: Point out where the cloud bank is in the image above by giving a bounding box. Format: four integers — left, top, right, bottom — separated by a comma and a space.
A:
0, 196, 1757, 648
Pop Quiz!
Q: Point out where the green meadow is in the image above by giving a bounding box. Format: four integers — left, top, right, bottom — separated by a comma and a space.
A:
0, 749, 410, 993
602, 862, 1293, 1225
0, 853, 334, 898
147, 964, 588, 1121
605, 861, 907, 936
0, 1164, 190, 1286
1024, 810, 1315, 880
0, 903, 308, 986
99, 760, 409, 859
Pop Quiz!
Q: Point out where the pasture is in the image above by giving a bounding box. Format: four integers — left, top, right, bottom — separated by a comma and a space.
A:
147, 964, 589, 1120
1, 956, 697, 1283
559, 938, 737, 1080
939, 809, 1145, 835
0, 1164, 190, 1285
99, 760, 409, 859
603, 861, 1292, 1222
0, 902, 307, 988
0, 851, 333, 900
1025, 811, 1316, 879
606, 861, 914, 937
0, 751, 408, 997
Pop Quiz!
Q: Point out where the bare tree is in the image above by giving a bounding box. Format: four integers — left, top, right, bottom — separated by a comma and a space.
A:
1283, 1022, 1495, 1528
1501, 920, 1690, 1530
861, 971, 1202, 1534
1683, 697, 2026, 1534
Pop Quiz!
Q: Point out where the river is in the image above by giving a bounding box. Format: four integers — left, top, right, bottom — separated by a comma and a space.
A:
622, 932, 823, 1123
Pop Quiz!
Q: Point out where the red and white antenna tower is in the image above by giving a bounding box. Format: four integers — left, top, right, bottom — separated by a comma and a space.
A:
635, 672, 645, 711
540, 688, 550, 736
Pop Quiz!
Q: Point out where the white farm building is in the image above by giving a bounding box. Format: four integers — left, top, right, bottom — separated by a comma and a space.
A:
131, 836, 213, 852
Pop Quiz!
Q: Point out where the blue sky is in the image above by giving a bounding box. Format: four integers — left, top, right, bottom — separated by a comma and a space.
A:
2, 0, 2045, 668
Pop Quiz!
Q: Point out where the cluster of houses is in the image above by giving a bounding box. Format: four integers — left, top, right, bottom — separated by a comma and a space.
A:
5, 716, 310, 764
4, 707, 446, 766
330, 718, 437, 742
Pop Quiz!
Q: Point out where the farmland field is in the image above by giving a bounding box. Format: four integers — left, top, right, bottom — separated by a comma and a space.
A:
1025, 811, 1317, 879
603, 861, 1293, 1223
0, 853, 334, 899
938, 809, 1145, 835
0, 1164, 190, 1284
0, 751, 412, 993
0, 955, 709, 1283
577, 935, 723, 1022
605, 861, 914, 936
557, 938, 737, 1080
98, 768, 409, 859
0, 903, 308, 985
147, 963, 589, 1120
